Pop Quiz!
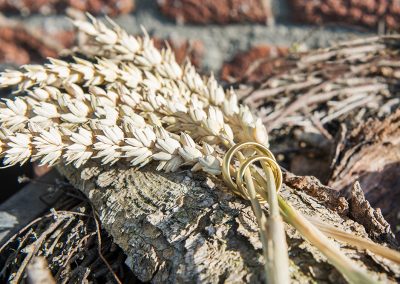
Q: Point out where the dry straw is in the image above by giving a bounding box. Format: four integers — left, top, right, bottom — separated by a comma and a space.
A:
0, 15, 399, 284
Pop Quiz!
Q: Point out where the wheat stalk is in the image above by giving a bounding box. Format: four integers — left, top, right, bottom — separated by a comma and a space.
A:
1, 15, 399, 284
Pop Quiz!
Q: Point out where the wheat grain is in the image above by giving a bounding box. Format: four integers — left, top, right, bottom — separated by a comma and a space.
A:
0, 118, 221, 174
0, 64, 225, 171
0, 64, 266, 150
1, 15, 268, 148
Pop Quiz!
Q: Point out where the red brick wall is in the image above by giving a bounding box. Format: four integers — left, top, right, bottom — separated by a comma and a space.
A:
153, 37, 204, 67
220, 45, 289, 83
291, 0, 400, 30
0, 26, 75, 64
0, 0, 134, 16
157, 0, 271, 24
1, 0, 396, 78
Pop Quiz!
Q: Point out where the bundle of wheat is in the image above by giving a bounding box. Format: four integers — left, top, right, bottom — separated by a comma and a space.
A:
0, 16, 399, 284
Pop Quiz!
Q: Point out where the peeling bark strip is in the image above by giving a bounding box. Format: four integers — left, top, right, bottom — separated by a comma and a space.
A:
157, 0, 272, 25
283, 172, 348, 215
57, 163, 400, 283
350, 182, 395, 245
290, 0, 400, 30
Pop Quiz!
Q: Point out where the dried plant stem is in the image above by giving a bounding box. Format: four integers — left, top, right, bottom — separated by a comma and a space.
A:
279, 197, 379, 284
14, 219, 64, 283
244, 165, 290, 284
225, 143, 290, 284
314, 221, 400, 264
242, 36, 400, 137
248, 161, 387, 283
264, 167, 289, 284
243, 170, 271, 284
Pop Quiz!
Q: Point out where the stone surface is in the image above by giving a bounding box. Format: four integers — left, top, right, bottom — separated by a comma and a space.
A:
116, 0, 373, 72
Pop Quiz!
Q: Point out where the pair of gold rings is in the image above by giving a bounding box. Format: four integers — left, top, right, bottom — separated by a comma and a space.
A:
222, 141, 282, 203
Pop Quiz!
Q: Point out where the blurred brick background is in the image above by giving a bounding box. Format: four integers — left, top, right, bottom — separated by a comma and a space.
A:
220, 45, 289, 83
0, 0, 134, 15
0, 0, 389, 80
158, 0, 272, 24
290, 0, 400, 30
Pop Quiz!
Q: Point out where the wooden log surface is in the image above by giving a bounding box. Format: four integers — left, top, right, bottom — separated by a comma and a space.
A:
56, 161, 400, 283
329, 110, 400, 241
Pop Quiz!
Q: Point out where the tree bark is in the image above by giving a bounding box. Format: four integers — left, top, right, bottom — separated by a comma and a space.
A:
329, 109, 400, 240
56, 161, 400, 283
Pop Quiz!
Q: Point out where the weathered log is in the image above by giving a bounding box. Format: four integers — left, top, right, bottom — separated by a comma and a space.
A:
329, 109, 400, 241
56, 162, 400, 283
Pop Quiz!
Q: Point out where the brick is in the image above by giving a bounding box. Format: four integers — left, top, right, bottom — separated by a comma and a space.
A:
290, 0, 400, 30
153, 37, 204, 67
67, 0, 134, 16
157, 0, 272, 24
0, 26, 75, 64
0, 0, 135, 16
220, 45, 289, 83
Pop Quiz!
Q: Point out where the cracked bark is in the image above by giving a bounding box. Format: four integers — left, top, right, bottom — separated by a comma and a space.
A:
329, 109, 400, 241
55, 161, 400, 283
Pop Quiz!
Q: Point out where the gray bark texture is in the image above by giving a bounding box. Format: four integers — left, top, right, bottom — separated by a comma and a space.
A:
329, 110, 400, 241
56, 161, 400, 283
